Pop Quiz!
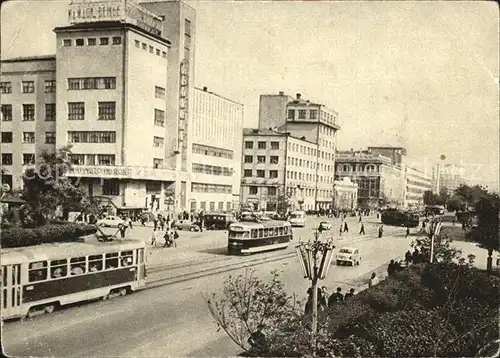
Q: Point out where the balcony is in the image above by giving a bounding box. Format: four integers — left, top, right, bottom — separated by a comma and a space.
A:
67, 165, 188, 182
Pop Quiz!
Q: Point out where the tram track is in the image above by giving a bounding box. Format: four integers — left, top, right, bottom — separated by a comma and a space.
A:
143, 226, 405, 290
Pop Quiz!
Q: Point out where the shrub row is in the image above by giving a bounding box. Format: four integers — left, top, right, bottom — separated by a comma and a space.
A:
1, 223, 97, 248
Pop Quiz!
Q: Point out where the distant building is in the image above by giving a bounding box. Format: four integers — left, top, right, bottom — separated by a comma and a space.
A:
403, 166, 432, 209
191, 86, 243, 213
433, 163, 467, 193
333, 177, 358, 211
335, 149, 403, 208
257, 92, 340, 210
240, 128, 323, 212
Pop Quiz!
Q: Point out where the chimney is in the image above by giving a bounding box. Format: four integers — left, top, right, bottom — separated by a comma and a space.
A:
203, 86, 208, 92
279, 91, 284, 96
296, 93, 301, 100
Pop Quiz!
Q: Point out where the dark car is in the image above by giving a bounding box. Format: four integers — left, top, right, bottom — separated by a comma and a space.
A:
203, 213, 237, 230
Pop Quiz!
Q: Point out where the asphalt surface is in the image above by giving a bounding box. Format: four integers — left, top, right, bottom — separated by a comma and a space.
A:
3, 216, 420, 357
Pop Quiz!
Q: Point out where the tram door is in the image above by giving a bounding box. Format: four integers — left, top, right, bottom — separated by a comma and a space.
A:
1, 264, 23, 318
137, 248, 146, 281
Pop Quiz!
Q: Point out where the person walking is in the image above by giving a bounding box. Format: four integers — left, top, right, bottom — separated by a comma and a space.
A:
328, 287, 344, 308
387, 259, 396, 277
150, 228, 158, 246
118, 224, 127, 239
412, 248, 420, 264
153, 217, 158, 230
160, 217, 165, 231
339, 224, 343, 236
163, 231, 172, 248
344, 288, 355, 300
129, 217, 133, 229
344, 221, 349, 233
378, 225, 384, 238
405, 250, 412, 265
405, 225, 410, 238
368, 272, 379, 288
359, 222, 365, 235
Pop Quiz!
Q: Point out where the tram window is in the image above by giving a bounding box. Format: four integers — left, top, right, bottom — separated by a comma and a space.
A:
50, 259, 68, 279
28, 261, 48, 282
105, 253, 119, 269
120, 251, 134, 267
138, 249, 144, 263
258, 229, 263, 238
15, 266, 20, 285
2, 267, 6, 286
2, 289, 7, 309
70, 257, 86, 275
89, 254, 103, 272
251, 229, 257, 238
278, 227, 284, 236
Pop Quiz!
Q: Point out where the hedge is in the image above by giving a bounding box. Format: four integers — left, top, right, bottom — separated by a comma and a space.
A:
1, 223, 97, 248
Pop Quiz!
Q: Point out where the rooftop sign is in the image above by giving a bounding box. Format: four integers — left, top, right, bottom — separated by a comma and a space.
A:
68, 0, 163, 37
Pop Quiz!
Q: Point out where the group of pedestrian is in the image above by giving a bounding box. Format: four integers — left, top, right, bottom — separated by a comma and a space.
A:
304, 286, 357, 315
150, 227, 179, 248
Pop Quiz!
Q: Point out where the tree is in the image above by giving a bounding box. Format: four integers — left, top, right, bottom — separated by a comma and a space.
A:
472, 193, 500, 273
423, 190, 436, 205
454, 184, 489, 208
446, 195, 467, 212
21, 146, 88, 226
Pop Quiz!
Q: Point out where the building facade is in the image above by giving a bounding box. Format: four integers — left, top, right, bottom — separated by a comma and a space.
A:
403, 166, 432, 209
1, 56, 57, 191
433, 163, 467, 194
190, 86, 243, 212
333, 177, 358, 211
258, 92, 340, 210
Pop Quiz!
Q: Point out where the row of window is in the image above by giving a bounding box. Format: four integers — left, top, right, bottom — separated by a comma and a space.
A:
337, 164, 378, 172
287, 141, 316, 155
0, 153, 34, 165
244, 155, 279, 164
244, 141, 280, 150
192, 143, 234, 159
191, 200, 232, 212
287, 157, 333, 172
27, 249, 136, 283
248, 186, 277, 196
248, 185, 332, 199
192, 163, 233, 176
68, 77, 116, 91
191, 182, 232, 194
154, 109, 165, 127
286, 170, 334, 184
243, 169, 279, 179
62, 36, 122, 48
287, 109, 318, 120
0, 80, 56, 94
67, 102, 116, 120
68, 131, 116, 143
67, 154, 116, 166
133, 39, 167, 58
1, 104, 55, 122
0, 131, 55, 145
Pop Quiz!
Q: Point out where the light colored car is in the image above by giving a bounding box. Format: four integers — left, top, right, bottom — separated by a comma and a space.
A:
319, 221, 332, 230
336, 247, 361, 266
174, 220, 200, 231
97, 216, 127, 228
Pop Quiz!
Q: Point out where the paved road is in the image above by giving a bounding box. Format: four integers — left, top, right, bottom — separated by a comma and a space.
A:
4, 215, 415, 357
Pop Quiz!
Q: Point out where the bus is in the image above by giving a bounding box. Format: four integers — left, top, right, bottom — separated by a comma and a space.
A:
425, 205, 445, 216
1, 240, 146, 320
288, 211, 306, 227
381, 209, 420, 228
228, 220, 293, 255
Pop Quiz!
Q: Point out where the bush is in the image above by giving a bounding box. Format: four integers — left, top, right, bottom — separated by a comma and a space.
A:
1, 223, 97, 248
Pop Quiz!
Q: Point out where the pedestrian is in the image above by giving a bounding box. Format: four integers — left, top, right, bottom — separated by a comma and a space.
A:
359, 222, 365, 235
368, 272, 379, 288
160, 217, 165, 231
405, 225, 410, 238
129, 217, 133, 229
153, 217, 158, 230
141, 217, 145, 226
163, 231, 172, 248
358, 215, 362, 223
405, 250, 412, 265
321, 286, 329, 307
173, 230, 179, 245
387, 259, 396, 276
328, 287, 344, 308
344, 288, 355, 300
339, 224, 343, 236
151, 228, 158, 246
344, 221, 349, 233
378, 225, 384, 238
412, 248, 420, 264
119, 224, 127, 239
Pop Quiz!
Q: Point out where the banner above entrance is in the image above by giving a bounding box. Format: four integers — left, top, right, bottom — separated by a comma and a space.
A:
68, 165, 188, 182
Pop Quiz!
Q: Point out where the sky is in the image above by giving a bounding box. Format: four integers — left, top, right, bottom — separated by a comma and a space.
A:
1, 0, 499, 190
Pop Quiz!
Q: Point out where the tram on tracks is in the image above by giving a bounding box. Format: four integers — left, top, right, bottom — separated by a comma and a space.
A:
1, 240, 146, 320
227, 218, 293, 255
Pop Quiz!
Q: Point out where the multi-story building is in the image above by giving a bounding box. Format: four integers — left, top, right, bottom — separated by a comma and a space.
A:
433, 163, 467, 194
258, 92, 340, 210
403, 166, 432, 208
333, 177, 358, 211
240, 128, 322, 212
335, 149, 404, 208
190, 86, 243, 212
1, 56, 57, 190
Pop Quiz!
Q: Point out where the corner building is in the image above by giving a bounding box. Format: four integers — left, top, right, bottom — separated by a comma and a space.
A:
258, 92, 340, 210
54, 0, 182, 216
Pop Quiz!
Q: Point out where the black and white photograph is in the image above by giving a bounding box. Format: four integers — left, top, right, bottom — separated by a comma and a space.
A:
1, 0, 499, 357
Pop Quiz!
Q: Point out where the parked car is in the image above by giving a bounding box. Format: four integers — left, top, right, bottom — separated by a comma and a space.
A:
319, 221, 332, 231
336, 247, 361, 266
173, 220, 200, 232
96, 216, 127, 228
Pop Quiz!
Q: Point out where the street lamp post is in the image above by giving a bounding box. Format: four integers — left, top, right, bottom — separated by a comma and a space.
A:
295, 231, 336, 356
428, 219, 443, 263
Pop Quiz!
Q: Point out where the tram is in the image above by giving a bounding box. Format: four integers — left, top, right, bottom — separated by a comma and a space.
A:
381, 209, 420, 228
227, 219, 293, 255
1, 240, 146, 320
